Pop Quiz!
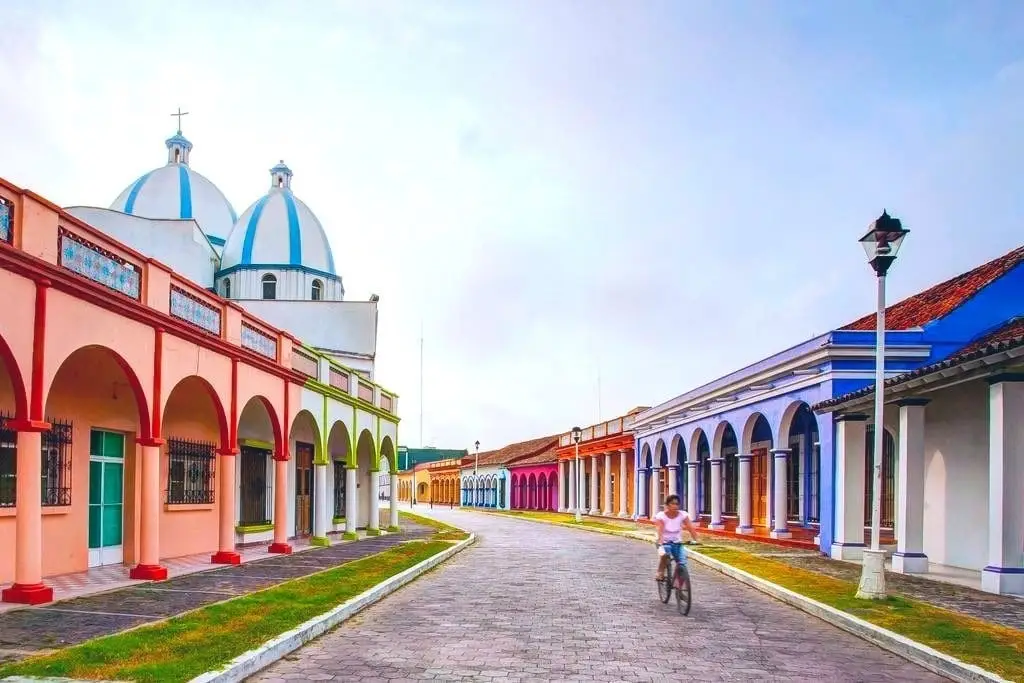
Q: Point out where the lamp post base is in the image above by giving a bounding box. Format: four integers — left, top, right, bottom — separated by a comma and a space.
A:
856, 549, 888, 599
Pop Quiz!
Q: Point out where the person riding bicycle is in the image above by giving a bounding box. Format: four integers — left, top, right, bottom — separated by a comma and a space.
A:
653, 494, 699, 581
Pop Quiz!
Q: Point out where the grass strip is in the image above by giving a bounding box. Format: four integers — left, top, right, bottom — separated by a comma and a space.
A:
0, 540, 452, 683
399, 510, 469, 540
696, 545, 1024, 681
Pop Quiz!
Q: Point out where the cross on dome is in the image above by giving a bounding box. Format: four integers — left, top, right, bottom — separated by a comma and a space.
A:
170, 107, 189, 134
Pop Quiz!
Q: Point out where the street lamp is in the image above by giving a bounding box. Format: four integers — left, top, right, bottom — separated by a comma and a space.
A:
474, 440, 480, 507
856, 210, 909, 600
571, 426, 583, 523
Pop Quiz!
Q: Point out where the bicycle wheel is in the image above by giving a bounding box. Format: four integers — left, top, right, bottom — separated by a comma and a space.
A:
676, 563, 692, 615
658, 562, 673, 604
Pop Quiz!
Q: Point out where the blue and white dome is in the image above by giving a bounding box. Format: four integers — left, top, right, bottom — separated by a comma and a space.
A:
220, 162, 337, 275
110, 131, 238, 248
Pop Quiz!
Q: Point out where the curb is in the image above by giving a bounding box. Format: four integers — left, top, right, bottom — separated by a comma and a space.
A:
188, 533, 476, 683
484, 512, 1011, 683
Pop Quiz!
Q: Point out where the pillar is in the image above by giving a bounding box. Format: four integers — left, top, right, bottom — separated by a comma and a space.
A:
344, 466, 358, 539
589, 455, 600, 515
2, 427, 53, 604
637, 468, 647, 518
368, 470, 380, 533
269, 454, 292, 553
982, 376, 1024, 595
617, 450, 628, 517
557, 461, 567, 512
389, 473, 400, 529
686, 460, 698, 521
311, 462, 329, 546
771, 448, 791, 539
602, 452, 613, 515
667, 464, 678, 497
568, 460, 577, 512
649, 467, 659, 519
709, 456, 724, 529
736, 453, 753, 533
211, 448, 241, 564
830, 415, 867, 560
130, 442, 168, 579
893, 399, 929, 574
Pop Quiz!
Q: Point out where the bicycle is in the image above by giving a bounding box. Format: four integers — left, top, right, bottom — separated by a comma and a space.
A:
656, 541, 693, 615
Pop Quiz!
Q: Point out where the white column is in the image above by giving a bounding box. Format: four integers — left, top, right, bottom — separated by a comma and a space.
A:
589, 455, 601, 515
737, 454, 753, 533
557, 461, 567, 512
603, 452, 613, 515
368, 470, 380, 531
312, 463, 329, 543
649, 468, 659, 519
771, 449, 791, 539
831, 416, 867, 560
637, 469, 647, 518
617, 450, 628, 517
893, 399, 929, 573
344, 466, 358, 537
709, 456, 724, 529
568, 460, 577, 512
667, 464, 678, 497
389, 473, 399, 529
686, 461, 698, 521
982, 377, 1024, 595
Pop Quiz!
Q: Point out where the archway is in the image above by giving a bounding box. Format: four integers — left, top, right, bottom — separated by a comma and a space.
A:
865, 425, 895, 531
44, 345, 148, 569
694, 431, 711, 517
510, 474, 519, 508
547, 471, 557, 510
519, 475, 527, 510
778, 402, 822, 526
0, 332, 28, 511
671, 435, 687, 511
640, 443, 653, 517
742, 413, 773, 527
355, 429, 375, 527
237, 396, 280, 530
326, 421, 351, 526
538, 473, 548, 512
712, 422, 738, 517
289, 410, 321, 538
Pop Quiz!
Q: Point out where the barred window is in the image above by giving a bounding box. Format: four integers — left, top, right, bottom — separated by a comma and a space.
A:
42, 419, 73, 506
0, 414, 14, 507
333, 460, 347, 517
167, 437, 216, 505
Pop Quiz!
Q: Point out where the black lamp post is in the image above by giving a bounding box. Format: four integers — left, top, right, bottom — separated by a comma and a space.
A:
571, 427, 583, 523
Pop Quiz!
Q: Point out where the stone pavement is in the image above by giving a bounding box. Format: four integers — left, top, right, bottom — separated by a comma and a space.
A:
0, 526, 430, 665
253, 508, 943, 682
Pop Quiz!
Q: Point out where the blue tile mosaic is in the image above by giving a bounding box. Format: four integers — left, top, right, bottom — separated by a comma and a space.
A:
170, 286, 222, 335
59, 229, 140, 299
0, 198, 11, 243
241, 322, 277, 359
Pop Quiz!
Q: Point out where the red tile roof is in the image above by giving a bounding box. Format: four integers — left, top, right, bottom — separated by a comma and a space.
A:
470, 435, 559, 467
508, 447, 559, 468
842, 246, 1024, 331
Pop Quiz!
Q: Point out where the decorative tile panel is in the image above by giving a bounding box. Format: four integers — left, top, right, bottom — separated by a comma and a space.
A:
0, 197, 12, 244
169, 285, 222, 335
610, 418, 624, 434
380, 394, 393, 413
594, 423, 607, 438
58, 228, 141, 299
357, 382, 374, 403
292, 349, 319, 379
241, 322, 278, 359
329, 368, 350, 392
582, 426, 594, 441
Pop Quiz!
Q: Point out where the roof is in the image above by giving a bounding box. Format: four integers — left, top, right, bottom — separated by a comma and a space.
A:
468, 435, 559, 467
507, 446, 559, 467
842, 246, 1024, 331
814, 316, 1024, 412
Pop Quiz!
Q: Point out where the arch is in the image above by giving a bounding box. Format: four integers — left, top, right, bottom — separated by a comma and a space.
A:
162, 375, 229, 449
289, 409, 322, 460
547, 471, 558, 510
510, 473, 519, 508
519, 475, 527, 510
418, 481, 427, 495
355, 428, 375, 527
641, 442, 653, 470
237, 394, 283, 456
527, 473, 537, 509
0, 332, 27, 420
261, 273, 277, 300
711, 420, 737, 457
311, 279, 323, 301
687, 428, 708, 464
669, 433, 685, 466
777, 400, 811, 448
379, 435, 396, 472
45, 344, 152, 441
326, 420, 351, 465
654, 438, 668, 468
695, 430, 711, 515
222, 278, 231, 298
741, 412, 774, 452
538, 472, 549, 511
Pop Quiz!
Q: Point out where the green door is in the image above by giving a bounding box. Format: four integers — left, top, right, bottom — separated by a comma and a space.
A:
88, 430, 125, 567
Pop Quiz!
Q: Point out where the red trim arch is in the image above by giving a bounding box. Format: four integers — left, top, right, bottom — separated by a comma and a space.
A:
240, 394, 284, 461
162, 375, 231, 452
0, 332, 28, 420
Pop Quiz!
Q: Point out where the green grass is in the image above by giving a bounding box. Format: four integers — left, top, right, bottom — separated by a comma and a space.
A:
697, 546, 1024, 681
398, 510, 470, 540
0, 540, 453, 683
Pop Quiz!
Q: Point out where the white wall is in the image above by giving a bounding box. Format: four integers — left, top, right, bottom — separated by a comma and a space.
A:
66, 206, 218, 288
922, 380, 990, 570
217, 268, 344, 301
235, 299, 377, 361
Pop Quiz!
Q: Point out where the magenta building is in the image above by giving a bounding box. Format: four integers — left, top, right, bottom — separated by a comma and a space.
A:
508, 448, 558, 512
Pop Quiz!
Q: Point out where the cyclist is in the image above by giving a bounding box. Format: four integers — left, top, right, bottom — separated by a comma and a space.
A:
653, 493, 699, 581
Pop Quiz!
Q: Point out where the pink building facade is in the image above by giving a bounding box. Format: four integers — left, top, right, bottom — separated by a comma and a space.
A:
508, 454, 558, 512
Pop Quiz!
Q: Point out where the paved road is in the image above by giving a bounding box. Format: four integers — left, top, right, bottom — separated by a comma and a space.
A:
252, 509, 944, 682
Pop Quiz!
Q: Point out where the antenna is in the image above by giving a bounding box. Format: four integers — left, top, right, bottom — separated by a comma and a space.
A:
597, 365, 602, 423
419, 320, 424, 447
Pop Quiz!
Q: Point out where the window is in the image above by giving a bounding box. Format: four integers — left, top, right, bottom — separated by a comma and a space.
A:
0, 414, 14, 507
865, 427, 896, 529
166, 438, 216, 505
808, 442, 821, 524
723, 450, 738, 515
222, 278, 231, 298
333, 460, 346, 517
42, 419, 73, 506
239, 446, 271, 525
787, 443, 801, 522
261, 274, 277, 300
311, 279, 322, 301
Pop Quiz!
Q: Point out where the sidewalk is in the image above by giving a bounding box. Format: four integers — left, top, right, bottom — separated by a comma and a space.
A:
0, 526, 430, 665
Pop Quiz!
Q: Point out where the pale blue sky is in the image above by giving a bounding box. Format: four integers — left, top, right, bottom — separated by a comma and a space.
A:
2, 1, 1022, 450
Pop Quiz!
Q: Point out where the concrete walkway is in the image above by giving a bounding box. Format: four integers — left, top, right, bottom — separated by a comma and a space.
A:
253, 508, 943, 682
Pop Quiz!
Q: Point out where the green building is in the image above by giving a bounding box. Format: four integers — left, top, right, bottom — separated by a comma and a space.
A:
397, 446, 468, 472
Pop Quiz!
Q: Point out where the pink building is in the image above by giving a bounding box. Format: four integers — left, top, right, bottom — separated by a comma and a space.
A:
508, 449, 558, 512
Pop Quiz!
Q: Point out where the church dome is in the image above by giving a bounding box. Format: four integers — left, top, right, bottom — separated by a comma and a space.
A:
220, 161, 337, 275
110, 130, 238, 248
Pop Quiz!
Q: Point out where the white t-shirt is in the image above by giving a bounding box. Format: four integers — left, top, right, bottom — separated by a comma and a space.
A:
654, 509, 690, 543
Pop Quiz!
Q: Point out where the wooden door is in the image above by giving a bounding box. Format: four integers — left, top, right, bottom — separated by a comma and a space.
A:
295, 442, 314, 536
751, 447, 768, 527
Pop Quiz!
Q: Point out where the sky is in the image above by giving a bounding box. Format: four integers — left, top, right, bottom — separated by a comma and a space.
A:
2, 1, 1023, 452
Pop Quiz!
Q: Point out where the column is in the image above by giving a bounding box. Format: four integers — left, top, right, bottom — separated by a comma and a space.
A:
557, 460, 567, 511
617, 450, 628, 517
212, 448, 241, 564
668, 464, 678, 497
344, 465, 358, 539
568, 460, 577, 512
2, 427, 53, 604
130, 442, 168, 579
830, 415, 867, 560
982, 376, 1024, 595
637, 469, 647, 518
602, 452, 613, 515
589, 455, 600, 515
311, 462, 329, 546
367, 470, 380, 534
649, 467, 659, 518
709, 456, 724, 529
893, 399, 929, 573
269, 454, 292, 553
736, 453, 754, 533
389, 473, 400, 529
686, 461, 698, 521
771, 448, 791, 539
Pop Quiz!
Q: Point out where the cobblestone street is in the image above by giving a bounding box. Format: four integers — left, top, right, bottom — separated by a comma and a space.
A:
253, 509, 944, 682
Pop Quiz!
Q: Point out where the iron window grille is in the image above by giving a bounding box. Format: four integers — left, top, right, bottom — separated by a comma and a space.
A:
807, 442, 821, 524
787, 444, 801, 523
239, 446, 271, 525
333, 460, 347, 517
42, 418, 73, 506
723, 450, 738, 515
167, 437, 217, 505
0, 413, 14, 507
864, 427, 896, 529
